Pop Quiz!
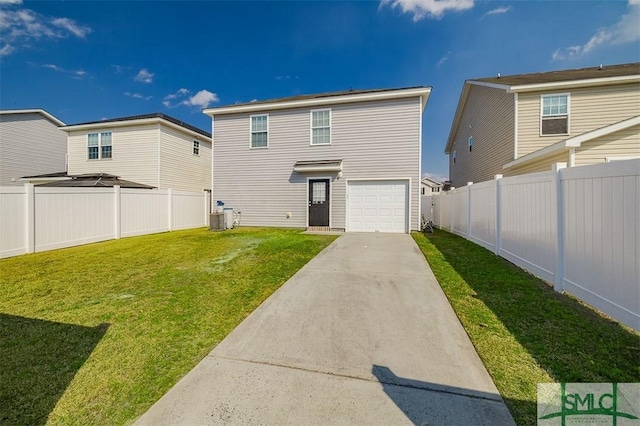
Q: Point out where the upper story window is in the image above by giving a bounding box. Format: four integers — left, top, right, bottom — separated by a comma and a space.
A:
541, 94, 569, 135
193, 140, 200, 155
250, 114, 268, 148
88, 132, 112, 160
468, 136, 474, 152
311, 109, 331, 145
453, 150, 457, 164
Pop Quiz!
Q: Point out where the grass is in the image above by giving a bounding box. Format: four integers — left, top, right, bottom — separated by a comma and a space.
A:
412, 230, 640, 425
0, 227, 337, 425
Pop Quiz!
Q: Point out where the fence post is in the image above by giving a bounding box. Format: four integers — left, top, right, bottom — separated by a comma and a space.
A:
450, 187, 455, 232
114, 185, 121, 239
466, 182, 473, 240
168, 189, 173, 231
25, 183, 35, 254
552, 163, 567, 293
494, 174, 503, 256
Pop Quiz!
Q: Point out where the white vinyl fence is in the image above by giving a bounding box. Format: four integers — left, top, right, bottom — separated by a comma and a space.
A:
0, 184, 210, 259
422, 160, 639, 331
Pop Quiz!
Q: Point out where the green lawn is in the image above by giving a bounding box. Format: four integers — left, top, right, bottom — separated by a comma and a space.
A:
412, 230, 640, 425
0, 227, 337, 425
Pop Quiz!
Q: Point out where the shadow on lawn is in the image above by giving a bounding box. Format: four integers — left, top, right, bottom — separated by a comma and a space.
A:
422, 231, 640, 423
0, 314, 108, 425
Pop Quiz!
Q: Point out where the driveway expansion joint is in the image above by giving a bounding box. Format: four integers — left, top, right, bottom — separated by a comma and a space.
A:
208, 354, 503, 403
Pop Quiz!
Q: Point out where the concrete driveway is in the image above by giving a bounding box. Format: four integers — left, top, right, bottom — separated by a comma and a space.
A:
136, 233, 514, 425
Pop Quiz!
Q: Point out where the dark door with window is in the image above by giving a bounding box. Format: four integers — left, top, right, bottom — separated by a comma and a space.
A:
309, 179, 330, 227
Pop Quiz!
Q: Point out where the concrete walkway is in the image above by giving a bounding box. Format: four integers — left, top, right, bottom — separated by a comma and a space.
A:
136, 233, 514, 425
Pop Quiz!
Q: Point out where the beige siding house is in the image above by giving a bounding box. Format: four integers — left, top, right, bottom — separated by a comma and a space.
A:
204, 87, 431, 233
421, 177, 443, 195
62, 113, 212, 192
446, 63, 640, 187
0, 109, 67, 186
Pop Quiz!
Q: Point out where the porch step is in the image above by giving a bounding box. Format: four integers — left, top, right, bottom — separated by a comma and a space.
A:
306, 226, 331, 232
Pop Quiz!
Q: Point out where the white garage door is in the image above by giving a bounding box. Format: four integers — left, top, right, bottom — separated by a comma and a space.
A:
347, 180, 408, 233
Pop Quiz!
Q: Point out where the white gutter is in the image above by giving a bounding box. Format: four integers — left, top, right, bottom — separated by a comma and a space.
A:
60, 118, 211, 141
204, 87, 432, 116
0, 109, 66, 126
507, 75, 640, 93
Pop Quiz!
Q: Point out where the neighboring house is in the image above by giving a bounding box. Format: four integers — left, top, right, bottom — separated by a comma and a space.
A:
61, 113, 212, 193
445, 63, 640, 187
420, 176, 443, 195
0, 109, 67, 186
203, 87, 431, 233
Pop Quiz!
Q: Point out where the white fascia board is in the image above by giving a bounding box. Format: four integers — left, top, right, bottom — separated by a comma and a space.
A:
0, 109, 66, 126
61, 118, 211, 141
204, 87, 432, 116
467, 80, 512, 91
503, 115, 640, 169
445, 81, 511, 154
508, 75, 640, 93
293, 164, 343, 173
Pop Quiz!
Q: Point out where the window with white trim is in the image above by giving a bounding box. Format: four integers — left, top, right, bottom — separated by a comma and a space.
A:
468, 136, 474, 152
193, 140, 200, 155
541, 94, 569, 135
311, 109, 331, 145
251, 114, 268, 148
88, 132, 112, 160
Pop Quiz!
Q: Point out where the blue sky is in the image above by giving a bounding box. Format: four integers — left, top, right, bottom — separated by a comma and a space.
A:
1, 1, 639, 181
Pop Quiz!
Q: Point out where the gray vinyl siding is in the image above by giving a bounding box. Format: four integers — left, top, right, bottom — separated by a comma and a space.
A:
448, 85, 514, 188
517, 83, 640, 157
213, 98, 422, 231
67, 124, 159, 187
159, 124, 211, 192
0, 113, 67, 185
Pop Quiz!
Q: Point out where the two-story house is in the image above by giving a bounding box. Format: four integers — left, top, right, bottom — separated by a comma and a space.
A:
421, 177, 443, 195
445, 63, 640, 187
203, 87, 431, 233
61, 113, 212, 193
0, 109, 67, 186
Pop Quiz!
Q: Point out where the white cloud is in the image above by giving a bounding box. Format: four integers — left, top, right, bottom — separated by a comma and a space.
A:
0, 0, 23, 4
437, 51, 451, 67
0, 44, 14, 56
422, 172, 448, 183
164, 88, 190, 100
124, 92, 152, 101
42, 63, 63, 71
552, 0, 639, 60
380, 0, 474, 21
41, 63, 88, 79
51, 17, 90, 38
0, 6, 90, 56
163, 88, 218, 108
481, 5, 511, 18
182, 90, 219, 108
134, 68, 154, 83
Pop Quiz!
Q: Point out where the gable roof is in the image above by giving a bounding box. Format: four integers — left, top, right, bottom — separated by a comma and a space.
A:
445, 62, 640, 153
37, 173, 155, 189
0, 109, 66, 126
421, 177, 443, 187
503, 115, 640, 170
203, 86, 432, 116
474, 62, 639, 88
61, 112, 211, 139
